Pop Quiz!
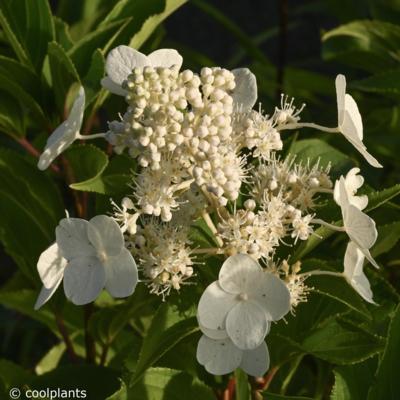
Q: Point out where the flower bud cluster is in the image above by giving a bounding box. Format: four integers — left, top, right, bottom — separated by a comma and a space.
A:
217, 193, 314, 260
128, 219, 195, 298
252, 156, 332, 211
233, 110, 283, 160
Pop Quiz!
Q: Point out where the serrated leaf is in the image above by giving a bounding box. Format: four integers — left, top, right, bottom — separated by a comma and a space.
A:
54, 16, 74, 51
322, 20, 400, 73
64, 144, 109, 192
371, 222, 400, 258
368, 304, 400, 400
83, 49, 106, 107
365, 184, 400, 212
0, 0, 55, 71
331, 358, 377, 400
130, 303, 199, 386
0, 148, 64, 277
308, 275, 371, 319
352, 69, 400, 98
68, 19, 127, 77
302, 317, 384, 364
48, 41, 81, 112
129, 367, 215, 400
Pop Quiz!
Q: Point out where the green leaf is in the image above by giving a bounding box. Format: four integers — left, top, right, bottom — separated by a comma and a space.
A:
289, 139, 352, 176
307, 274, 371, 320
235, 368, 251, 400
371, 222, 400, 258
368, 304, 400, 400
70, 153, 135, 195
83, 49, 106, 107
54, 16, 74, 51
30, 365, 121, 399
322, 20, 400, 73
0, 359, 32, 390
131, 303, 199, 386
351, 69, 400, 98
129, 367, 215, 400
0, 148, 64, 277
64, 144, 109, 192
365, 184, 400, 212
0, 9, 30, 67
106, 380, 128, 400
302, 317, 384, 364
129, 0, 188, 49
35, 342, 66, 375
68, 19, 127, 77
48, 41, 81, 112
0, 56, 46, 125
102, 0, 187, 49
0, 0, 55, 71
331, 358, 377, 400
0, 91, 25, 137
262, 394, 313, 400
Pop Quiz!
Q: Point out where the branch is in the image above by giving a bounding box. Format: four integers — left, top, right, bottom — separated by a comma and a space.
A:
84, 303, 96, 364
55, 313, 77, 361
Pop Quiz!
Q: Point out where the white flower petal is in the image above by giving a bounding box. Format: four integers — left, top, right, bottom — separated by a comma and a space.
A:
335, 74, 346, 126
344, 94, 363, 140
226, 301, 270, 350
197, 281, 237, 331
104, 248, 138, 298
240, 341, 270, 377
87, 215, 124, 257
357, 246, 379, 269
63, 256, 106, 305
37, 243, 67, 289
231, 68, 257, 111
344, 242, 376, 304
251, 272, 291, 321
101, 77, 128, 96
105, 46, 150, 87
147, 49, 183, 69
38, 87, 85, 170
219, 253, 262, 294
56, 218, 96, 260
199, 323, 229, 340
34, 277, 63, 310
343, 203, 377, 250
333, 168, 368, 210
196, 335, 242, 375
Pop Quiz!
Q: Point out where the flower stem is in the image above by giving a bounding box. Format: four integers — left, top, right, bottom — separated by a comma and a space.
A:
312, 218, 345, 232
55, 312, 77, 361
201, 210, 224, 247
17, 137, 60, 173
279, 122, 340, 133
299, 269, 343, 278
84, 303, 96, 364
77, 132, 107, 140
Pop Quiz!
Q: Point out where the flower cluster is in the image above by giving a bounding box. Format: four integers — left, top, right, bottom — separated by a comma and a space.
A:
35, 46, 384, 379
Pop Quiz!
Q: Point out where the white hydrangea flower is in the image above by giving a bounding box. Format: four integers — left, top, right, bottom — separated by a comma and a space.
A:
111, 197, 140, 234
38, 87, 85, 170
196, 328, 269, 377
335, 74, 382, 168
35, 215, 138, 308
343, 241, 376, 304
336, 176, 379, 269
197, 254, 290, 350
101, 46, 183, 96
334, 167, 368, 211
